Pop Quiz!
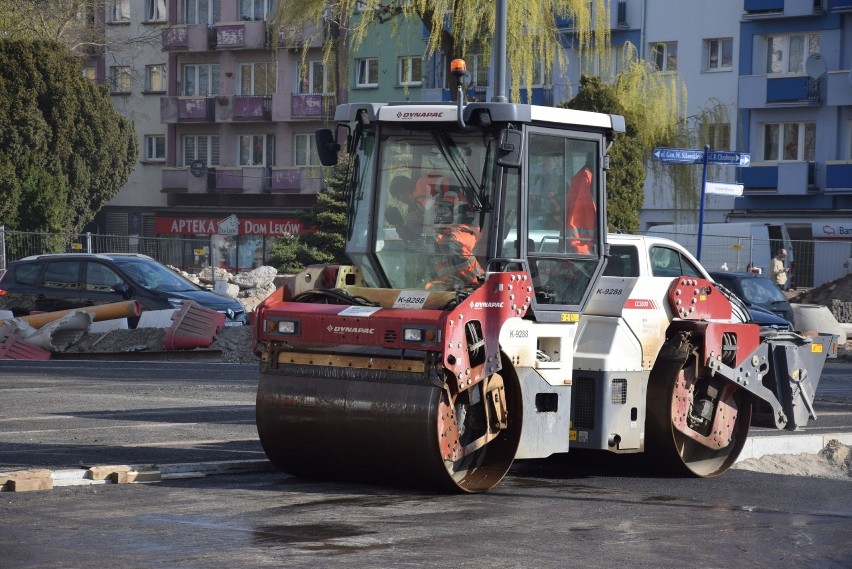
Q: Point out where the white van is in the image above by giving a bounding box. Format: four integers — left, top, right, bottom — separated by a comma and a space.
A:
646, 222, 792, 276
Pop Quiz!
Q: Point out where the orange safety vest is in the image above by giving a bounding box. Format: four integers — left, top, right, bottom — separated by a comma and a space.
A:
427, 223, 483, 289
565, 166, 596, 254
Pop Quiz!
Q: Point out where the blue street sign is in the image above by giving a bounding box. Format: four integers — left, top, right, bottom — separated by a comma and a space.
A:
652, 147, 704, 164
653, 147, 751, 167
652, 145, 752, 262
706, 150, 751, 167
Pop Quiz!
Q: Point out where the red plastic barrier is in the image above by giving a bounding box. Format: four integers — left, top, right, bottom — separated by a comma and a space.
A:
164, 301, 226, 351
0, 334, 52, 360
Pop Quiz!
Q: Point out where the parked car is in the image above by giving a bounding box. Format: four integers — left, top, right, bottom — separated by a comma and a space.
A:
708, 270, 795, 331
0, 253, 247, 326
602, 235, 793, 335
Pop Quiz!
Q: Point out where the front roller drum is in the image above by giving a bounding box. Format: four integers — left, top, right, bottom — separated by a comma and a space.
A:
646, 341, 752, 478
256, 360, 522, 492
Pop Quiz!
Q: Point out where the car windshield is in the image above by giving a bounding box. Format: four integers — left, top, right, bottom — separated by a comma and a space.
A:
737, 276, 787, 304
114, 258, 201, 293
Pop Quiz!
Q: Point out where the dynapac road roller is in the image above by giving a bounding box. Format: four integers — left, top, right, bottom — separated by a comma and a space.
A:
253, 63, 834, 493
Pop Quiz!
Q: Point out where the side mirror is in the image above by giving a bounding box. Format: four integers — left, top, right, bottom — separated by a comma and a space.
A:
315, 129, 339, 166
113, 282, 132, 299
497, 129, 523, 168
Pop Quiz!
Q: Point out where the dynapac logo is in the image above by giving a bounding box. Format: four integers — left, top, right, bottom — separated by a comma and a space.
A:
469, 301, 504, 309
396, 111, 445, 119
327, 325, 375, 335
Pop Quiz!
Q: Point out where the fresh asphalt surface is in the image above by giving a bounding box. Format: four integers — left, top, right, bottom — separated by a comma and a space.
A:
0, 359, 850, 568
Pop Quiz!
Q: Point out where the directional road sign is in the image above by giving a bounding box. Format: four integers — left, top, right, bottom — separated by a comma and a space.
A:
652, 147, 751, 167
652, 147, 704, 164
705, 151, 751, 167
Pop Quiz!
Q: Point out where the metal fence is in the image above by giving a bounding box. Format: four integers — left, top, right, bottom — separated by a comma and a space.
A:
2, 225, 850, 289
0, 226, 216, 275
641, 229, 852, 290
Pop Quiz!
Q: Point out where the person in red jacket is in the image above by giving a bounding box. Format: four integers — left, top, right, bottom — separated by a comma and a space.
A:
565, 157, 596, 254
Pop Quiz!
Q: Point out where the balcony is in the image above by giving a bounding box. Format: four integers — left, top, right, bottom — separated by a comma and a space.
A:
161, 97, 216, 123
269, 166, 322, 193
208, 168, 244, 192
277, 21, 324, 49
213, 20, 267, 50
767, 76, 820, 103
826, 71, 852, 106
738, 75, 822, 108
743, 0, 825, 17
162, 24, 213, 52
233, 95, 272, 120
741, 161, 815, 194
291, 94, 334, 118
826, 162, 852, 192
161, 168, 189, 192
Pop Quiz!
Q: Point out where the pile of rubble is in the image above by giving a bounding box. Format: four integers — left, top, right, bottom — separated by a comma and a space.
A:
173, 265, 280, 314
789, 273, 852, 323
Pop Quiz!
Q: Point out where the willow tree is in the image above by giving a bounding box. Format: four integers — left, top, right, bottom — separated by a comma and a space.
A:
273, 0, 611, 103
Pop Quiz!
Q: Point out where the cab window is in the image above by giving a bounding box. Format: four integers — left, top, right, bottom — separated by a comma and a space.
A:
649, 246, 702, 278
603, 245, 640, 277
85, 262, 123, 292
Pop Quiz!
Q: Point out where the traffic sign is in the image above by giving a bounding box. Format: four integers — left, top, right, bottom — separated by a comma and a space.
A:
705, 182, 744, 196
652, 147, 751, 167
706, 151, 751, 167
652, 147, 704, 164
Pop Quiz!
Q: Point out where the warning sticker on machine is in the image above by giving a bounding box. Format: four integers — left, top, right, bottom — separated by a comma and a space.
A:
338, 306, 382, 317
393, 290, 429, 309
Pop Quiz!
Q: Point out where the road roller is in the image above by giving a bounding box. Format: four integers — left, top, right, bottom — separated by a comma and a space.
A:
253, 55, 835, 492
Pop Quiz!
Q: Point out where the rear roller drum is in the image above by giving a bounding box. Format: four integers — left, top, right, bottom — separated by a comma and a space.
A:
256, 358, 522, 492
647, 346, 752, 478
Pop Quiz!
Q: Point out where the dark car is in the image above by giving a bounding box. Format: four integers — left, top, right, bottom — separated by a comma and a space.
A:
709, 270, 795, 330
0, 253, 247, 326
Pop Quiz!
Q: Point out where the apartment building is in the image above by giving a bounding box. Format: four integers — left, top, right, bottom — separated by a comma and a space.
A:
95, 0, 328, 271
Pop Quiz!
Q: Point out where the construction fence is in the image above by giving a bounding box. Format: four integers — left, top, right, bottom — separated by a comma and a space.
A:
0, 226, 288, 276
2, 226, 850, 290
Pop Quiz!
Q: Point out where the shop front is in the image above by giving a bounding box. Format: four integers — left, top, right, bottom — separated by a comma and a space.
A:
154, 214, 305, 273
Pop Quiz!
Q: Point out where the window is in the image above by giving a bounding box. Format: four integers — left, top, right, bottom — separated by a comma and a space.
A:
184, 0, 221, 24
182, 64, 220, 96
706, 38, 733, 71
239, 62, 276, 95
146, 0, 166, 22
108, 0, 130, 23
603, 245, 640, 277
649, 246, 702, 278
355, 58, 378, 87
471, 54, 489, 87
707, 123, 731, 151
298, 61, 333, 94
110, 66, 132, 93
82, 66, 96, 81
762, 122, 816, 161
84, 263, 123, 292
145, 64, 166, 92
650, 41, 677, 72
145, 135, 166, 162
182, 135, 220, 166
238, 134, 275, 166
240, 0, 274, 20
42, 262, 82, 290
522, 61, 546, 87
766, 33, 820, 74
294, 134, 319, 166
398, 56, 422, 87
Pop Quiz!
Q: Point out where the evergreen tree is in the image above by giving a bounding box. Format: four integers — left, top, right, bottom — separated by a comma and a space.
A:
562, 75, 646, 232
268, 157, 350, 273
0, 40, 137, 233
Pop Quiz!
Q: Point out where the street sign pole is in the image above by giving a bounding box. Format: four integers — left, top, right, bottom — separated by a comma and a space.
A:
697, 144, 710, 262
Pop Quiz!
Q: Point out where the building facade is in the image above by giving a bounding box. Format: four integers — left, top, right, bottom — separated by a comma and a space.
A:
95, 0, 326, 272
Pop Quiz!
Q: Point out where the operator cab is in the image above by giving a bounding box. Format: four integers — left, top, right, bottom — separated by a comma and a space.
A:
315, 101, 624, 318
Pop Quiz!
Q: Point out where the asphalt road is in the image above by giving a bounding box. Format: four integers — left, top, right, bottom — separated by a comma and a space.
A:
0, 360, 850, 568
